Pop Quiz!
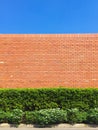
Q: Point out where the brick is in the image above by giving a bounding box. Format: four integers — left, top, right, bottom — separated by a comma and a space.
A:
0, 34, 98, 88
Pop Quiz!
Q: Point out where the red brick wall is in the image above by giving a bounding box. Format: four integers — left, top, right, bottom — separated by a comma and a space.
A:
0, 34, 98, 88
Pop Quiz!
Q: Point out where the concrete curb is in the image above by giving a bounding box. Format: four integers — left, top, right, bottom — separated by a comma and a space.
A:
0, 123, 98, 128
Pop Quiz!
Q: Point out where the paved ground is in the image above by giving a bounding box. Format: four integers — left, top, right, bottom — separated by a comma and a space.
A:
1, 128, 98, 130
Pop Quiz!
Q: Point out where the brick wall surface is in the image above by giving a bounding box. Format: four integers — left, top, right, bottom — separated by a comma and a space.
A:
0, 34, 98, 88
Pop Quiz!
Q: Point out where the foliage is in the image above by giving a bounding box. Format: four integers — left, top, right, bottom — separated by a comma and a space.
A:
0, 108, 98, 126
0, 88, 98, 111
24, 111, 36, 124
67, 108, 87, 124
86, 108, 98, 124
0, 111, 7, 123
33, 108, 67, 127
6, 109, 23, 125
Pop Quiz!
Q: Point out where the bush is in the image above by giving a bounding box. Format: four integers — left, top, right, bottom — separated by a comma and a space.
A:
0, 88, 98, 111
24, 111, 36, 124
33, 108, 67, 127
6, 109, 23, 125
0, 109, 23, 126
1, 108, 98, 126
0, 111, 7, 123
67, 108, 87, 124
86, 108, 98, 124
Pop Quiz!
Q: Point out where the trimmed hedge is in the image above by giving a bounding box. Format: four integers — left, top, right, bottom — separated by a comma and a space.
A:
0, 108, 98, 127
0, 88, 98, 111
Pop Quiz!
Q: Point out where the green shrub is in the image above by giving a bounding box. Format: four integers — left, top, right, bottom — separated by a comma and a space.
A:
0, 111, 7, 123
86, 108, 98, 124
33, 108, 67, 127
67, 108, 87, 124
24, 108, 67, 126
0, 88, 98, 111
7, 109, 23, 125
24, 111, 36, 124
2, 108, 98, 126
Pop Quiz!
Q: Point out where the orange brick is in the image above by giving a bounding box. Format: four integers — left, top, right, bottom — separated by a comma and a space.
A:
0, 34, 98, 88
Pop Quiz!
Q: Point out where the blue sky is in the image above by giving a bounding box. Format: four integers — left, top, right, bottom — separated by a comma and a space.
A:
0, 0, 98, 34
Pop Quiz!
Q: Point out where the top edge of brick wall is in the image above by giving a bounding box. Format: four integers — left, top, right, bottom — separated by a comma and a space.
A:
0, 34, 98, 38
